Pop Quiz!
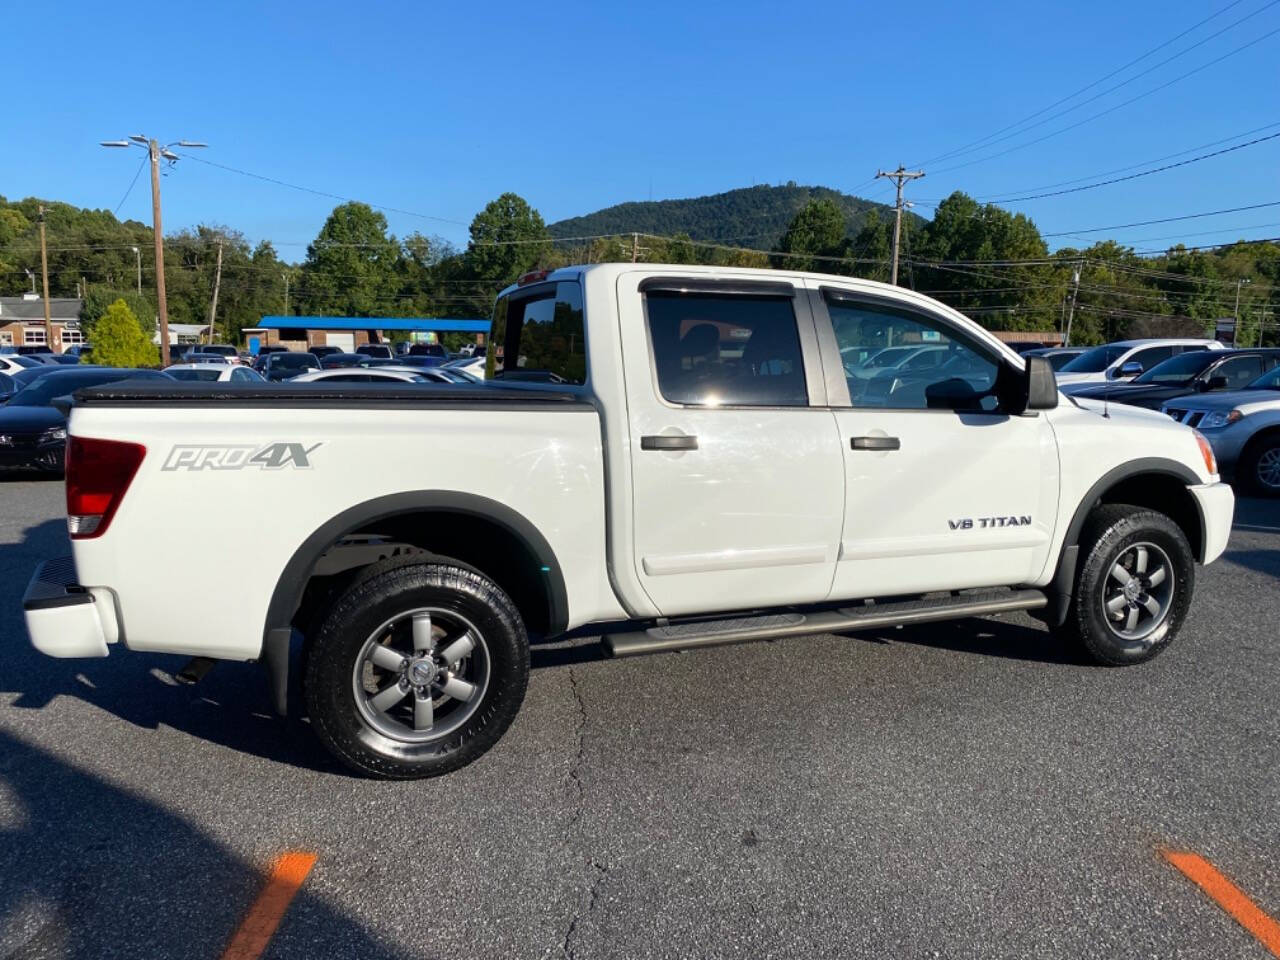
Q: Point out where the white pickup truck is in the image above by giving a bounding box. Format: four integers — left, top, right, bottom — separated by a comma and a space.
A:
24, 263, 1234, 779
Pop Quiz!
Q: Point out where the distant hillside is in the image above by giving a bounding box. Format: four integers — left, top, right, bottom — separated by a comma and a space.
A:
547, 183, 921, 249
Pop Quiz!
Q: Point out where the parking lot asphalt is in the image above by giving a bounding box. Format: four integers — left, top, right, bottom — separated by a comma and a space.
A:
1, 479, 1278, 959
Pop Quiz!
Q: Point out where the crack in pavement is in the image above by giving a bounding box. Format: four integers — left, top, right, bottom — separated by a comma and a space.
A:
556, 667, 602, 959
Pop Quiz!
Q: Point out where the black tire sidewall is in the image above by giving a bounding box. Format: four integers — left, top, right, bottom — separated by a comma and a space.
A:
1241, 435, 1280, 498
1072, 507, 1195, 666
305, 561, 529, 779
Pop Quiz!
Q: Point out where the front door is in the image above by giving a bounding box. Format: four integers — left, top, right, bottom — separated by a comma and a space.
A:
617, 274, 845, 617
811, 284, 1059, 599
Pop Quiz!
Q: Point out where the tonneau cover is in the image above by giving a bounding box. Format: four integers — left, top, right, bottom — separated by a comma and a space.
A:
71, 380, 592, 410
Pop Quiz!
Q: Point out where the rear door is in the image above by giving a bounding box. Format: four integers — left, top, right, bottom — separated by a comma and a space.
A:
616, 274, 845, 617
810, 283, 1059, 599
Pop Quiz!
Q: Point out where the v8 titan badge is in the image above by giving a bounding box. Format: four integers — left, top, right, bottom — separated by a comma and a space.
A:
162, 442, 322, 471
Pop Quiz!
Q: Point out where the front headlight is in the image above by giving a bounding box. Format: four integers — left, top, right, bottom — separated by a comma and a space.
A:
39, 426, 67, 444
1199, 409, 1242, 429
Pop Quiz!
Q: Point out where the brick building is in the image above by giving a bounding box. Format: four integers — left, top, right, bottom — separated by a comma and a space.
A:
0, 295, 85, 353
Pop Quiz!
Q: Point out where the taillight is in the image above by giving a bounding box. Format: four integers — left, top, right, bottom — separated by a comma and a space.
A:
65, 436, 146, 539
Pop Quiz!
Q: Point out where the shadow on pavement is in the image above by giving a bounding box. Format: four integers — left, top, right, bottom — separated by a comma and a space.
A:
0, 729, 413, 960
849, 616, 1091, 666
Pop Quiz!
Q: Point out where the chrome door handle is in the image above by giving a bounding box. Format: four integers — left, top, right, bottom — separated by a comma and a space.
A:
850, 436, 900, 451
641, 435, 698, 451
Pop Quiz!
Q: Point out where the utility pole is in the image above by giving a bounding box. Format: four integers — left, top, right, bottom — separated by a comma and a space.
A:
207, 239, 224, 344
147, 140, 172, 365
1063, 262, 1082, 347
631, 232, 639, 263
282, 272, 290, 315
132, 246, 141, 295
37, 205, 54, 352
101, 136, 207, 366
875, 166, 925, 285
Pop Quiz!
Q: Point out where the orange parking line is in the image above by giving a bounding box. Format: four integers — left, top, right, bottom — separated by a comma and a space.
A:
1164, 850, 1280, 957
221, 851, 318, 960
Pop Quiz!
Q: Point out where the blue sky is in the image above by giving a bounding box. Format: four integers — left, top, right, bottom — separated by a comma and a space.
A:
6, 0, 1279, 258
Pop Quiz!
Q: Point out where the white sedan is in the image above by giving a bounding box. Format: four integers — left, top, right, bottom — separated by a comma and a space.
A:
164, 363, 265, 383
290, 366, 441, 384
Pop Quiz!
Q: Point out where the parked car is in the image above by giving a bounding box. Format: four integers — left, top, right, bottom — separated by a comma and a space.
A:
164, 363, 266, 383
1022, 346, 1086, 371
45, 354, 81, 365
63, 344, 92, 360
23, 263, 1234, 780
168, 344, 201, 363
1163, 364, 1280, 496
261, 352, 321, 381
16, 346, 54, 357
1055, 339, 1223, 389
407, 343, 447, 358
390, 354, 447, 370
0, 367, 169, 473
0, 372, 16, 404
308, 345, 345, 361
318, 352, 374, 369
355, 343, 394, 360
185, 353, 233, 365
0, 354, 44, 375
443, 355, 485, 379
1069, 349, 1280, 410
289, 367, 432, 384
201, 344, 243, 365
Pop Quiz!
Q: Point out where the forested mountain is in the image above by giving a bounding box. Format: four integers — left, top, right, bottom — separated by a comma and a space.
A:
547, 183, 919, 247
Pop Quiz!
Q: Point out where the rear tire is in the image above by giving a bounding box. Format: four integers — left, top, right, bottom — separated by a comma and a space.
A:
1238, 433, 1280, 498
304, 557, 529, 779
1055, 504, 1194, 666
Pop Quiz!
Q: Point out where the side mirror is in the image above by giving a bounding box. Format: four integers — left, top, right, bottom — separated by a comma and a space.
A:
1115, 361, 1143, 378
1206, 375, 1229, 391
1023, 355, 1058, 412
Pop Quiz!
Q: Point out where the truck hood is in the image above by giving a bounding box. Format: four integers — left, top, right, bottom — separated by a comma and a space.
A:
1068, 395, 1184, 426
1162, 388, 1280, 415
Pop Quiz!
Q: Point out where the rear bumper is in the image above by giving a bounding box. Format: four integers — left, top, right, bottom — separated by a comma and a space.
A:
23, 558, 109, 658
1189, 481, 1234, 565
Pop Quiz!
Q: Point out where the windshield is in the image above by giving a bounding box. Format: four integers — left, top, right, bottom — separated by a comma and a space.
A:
167, 368, 224, 382
9, 371, 155, 406
1060, 344, 1127, 373
1133, 352, 1216, 385
1246, 367, 1280, 390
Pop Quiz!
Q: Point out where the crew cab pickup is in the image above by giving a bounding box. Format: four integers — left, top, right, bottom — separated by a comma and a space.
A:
24, 264, 1235, 779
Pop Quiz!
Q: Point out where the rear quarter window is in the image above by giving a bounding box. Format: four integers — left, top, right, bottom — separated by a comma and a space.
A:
488, 281, 586, 385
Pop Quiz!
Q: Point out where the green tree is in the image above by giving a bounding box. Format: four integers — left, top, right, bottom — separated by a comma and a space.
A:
461, 193, 550, 312
776, 198, 846, 272
297, 203, 399, 317
90, 298, 158, 367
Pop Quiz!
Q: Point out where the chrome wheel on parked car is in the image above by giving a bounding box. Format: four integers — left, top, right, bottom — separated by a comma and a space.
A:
1101, 542, 1174, 642
1255, 446, 1280, 492
352, 607, 490, 744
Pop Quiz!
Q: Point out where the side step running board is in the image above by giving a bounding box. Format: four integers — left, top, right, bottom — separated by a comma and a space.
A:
605, 589, 1047, 658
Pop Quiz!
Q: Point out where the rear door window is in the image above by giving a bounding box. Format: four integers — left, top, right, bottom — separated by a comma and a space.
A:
643, 292, 807, 407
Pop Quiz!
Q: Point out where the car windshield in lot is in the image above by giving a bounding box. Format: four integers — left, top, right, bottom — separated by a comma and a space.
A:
8, 370, 164, 406
1060, 344, 1127, 373
166, 368, 226, 382
1245, 367, 1280, 390
1133, 351, 1218, 385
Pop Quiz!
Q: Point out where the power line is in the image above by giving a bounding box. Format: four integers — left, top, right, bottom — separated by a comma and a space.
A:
921, 0, 1277, 168
113, 155, 148, 216
1042, 201, 1280, 238
913, 0, 1253, 166
976, 120, 1280, 200
930, 23, 1280, 176
177, 153, 470, 227
984, 130, 1280, 203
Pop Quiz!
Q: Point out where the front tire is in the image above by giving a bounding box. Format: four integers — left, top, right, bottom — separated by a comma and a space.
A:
1238, 433, 1280, 498
304, 557, 529, 779
1057, 504, 1195, 666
